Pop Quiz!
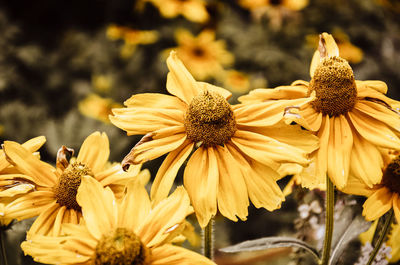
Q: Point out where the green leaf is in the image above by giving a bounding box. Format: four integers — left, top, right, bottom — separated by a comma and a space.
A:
219, 236, 320, 262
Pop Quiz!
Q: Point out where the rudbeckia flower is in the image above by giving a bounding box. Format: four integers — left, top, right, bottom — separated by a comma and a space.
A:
145, 0, 209, 23
0, 132, 142, 237
110, 51, 318, 227
341, 153, 400, 224
21, 176, 215, 265
168, 29, 234, 80
239, 33, 400, 189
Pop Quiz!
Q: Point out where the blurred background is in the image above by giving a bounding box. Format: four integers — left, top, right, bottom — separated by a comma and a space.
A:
0, 0, 400, 264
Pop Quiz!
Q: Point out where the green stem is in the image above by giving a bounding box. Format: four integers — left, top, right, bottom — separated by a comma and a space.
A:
320, 176, 335, 265
0, 229, 8, 265
202, 217, 214, 260
366, 210, 394, 265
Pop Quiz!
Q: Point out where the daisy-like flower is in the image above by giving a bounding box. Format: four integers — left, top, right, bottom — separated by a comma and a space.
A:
239, 33, 400, 189
110, 51, 318, 227
21, 176, 215, 265
168, 29, 234, 80
144, 0, 209, 23
0, 132, 142, 237
78, 93, 122, 124
341, 153, 400, 225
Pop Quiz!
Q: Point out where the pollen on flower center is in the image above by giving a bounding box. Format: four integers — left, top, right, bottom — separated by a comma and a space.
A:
309, 56, 357, 116
184, 90, 237, 147
93, 227, 151, 265
382, 156, 400, 195
54, 162, 93, 211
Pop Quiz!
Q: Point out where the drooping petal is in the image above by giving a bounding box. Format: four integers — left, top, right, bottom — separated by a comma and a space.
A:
314, 116, 330, 185
350, 131, 383, 187
118, 179, 151, 231
348, 109, 400, 150
183, 147, 218, 228
151, 244, 215, 265
139, 186, 191, 247
131, 133, 187, 164
76, 176, 118, 240
326, 115, 353, 189
3, 141, 57, 187
150, 141, 194, 205
215, 145, 249, 222
231, 130, 309, 167
166, 51, 200, 104
5, 190, 55, 220
299, 103, 323, 131
238, 85, 308, 104
26, 202, 61, 238
76, 132, 110, 174
339, 174, 375, 197
362, 187, 393, 221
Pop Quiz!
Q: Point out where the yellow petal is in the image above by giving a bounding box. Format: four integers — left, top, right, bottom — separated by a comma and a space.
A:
132, 133, 187, 164
182, 2, 209, 23
27, 202, 61, 238
3, 141, 56, 187
5, 190, 54, 220
151, 141, 194, 205
321, 32, 340, 57
339, 174, 375, 197
348, 109, 400, 150
151, 244, 216, 265
118, 179, 151, 231
183, 147, 218, 228
393, 194, 400, 224
0, 183, 35, 197
139, 186, 191, 247
239, 85, 308, 104
123, 93, 187, 110
77, 132, 110, 174
197, 81, 231, 100
215, 145, 249, 222
77, 175, 118, 240
326, 115, 353, 189
350, 132, 383, 187
356, 80, 388, 94
362, 187, 393, 221
227, 143, 284, 211
314, 116, 330, 185
166, 51, 200, 105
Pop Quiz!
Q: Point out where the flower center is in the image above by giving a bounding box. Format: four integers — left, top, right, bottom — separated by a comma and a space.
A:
54, 162, 93, 211
382, 156, 400, 195
308, 56, 357, 116
93, 227, 151, 265
184, 91, 236, 147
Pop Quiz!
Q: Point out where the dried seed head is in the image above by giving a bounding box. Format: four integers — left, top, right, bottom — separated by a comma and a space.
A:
309, 56, 357, 116
93, 228, 151, 265
184, 91, 236, 147
54, 162, 93, 211
382, 156, 400, 195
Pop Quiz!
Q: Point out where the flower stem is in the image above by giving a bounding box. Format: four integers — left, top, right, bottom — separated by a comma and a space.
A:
0, 229, 8, 265
366, 210, 394, 265
203, 217, 214, 260
320, 176, 334, 265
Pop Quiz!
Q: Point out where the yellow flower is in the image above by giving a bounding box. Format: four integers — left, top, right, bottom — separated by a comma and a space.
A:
78, 93, 122, 123
146, 0, 209, 23
239, 0, 308, 11
341, 153, 400, 225
223, 70, 251, 94
306, 30, 364, 64
169, 29, 234, 80
110, 51, 318, 227
0, 132, 142, 237
106, 24, 158, 58
239, 32, 400, 190
21, 176, 215, 265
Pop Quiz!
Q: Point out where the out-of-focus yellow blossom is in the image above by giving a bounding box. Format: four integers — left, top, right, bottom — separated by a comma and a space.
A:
239, 0, 308, 24
306, 30, 364, 64
78, 93, 122, 124
168, 29, 234, 80
92, 74, 113, 93
376, 0, 400, 13
106, 24, 158, 58
145, 0, 209, 23
223, 70, 251, 94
